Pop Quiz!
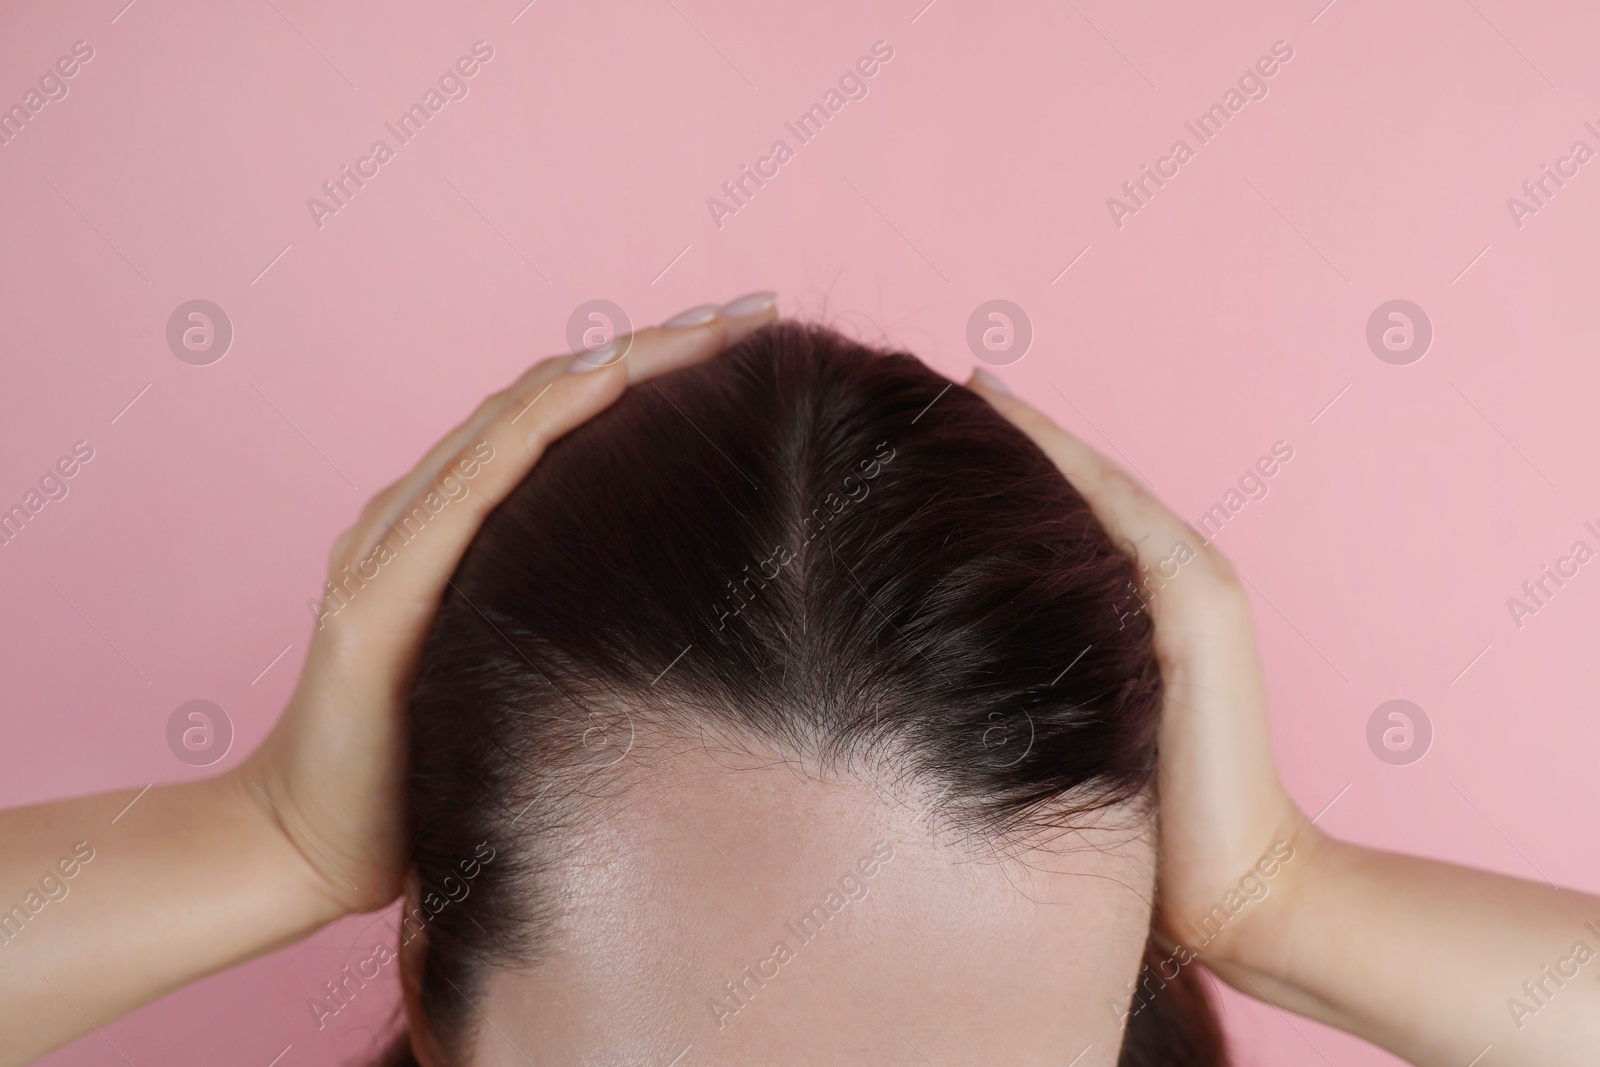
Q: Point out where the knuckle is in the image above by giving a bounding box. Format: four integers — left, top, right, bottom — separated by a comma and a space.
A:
355, 490, 391, 525
1200, 543, 1241, 583
1196, 550, 1248, 601
327, 528, 358, 572
307, 606, 370, 665
485, 384, 517, 409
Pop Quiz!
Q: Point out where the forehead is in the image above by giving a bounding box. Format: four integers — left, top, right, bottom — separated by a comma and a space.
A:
474, 740, 1156, 1066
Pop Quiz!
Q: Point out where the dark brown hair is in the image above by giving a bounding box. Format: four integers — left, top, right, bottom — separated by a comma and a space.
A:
378, 320, 1225, 1064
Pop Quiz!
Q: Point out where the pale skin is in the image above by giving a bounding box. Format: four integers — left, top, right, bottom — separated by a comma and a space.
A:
0, 297, 1594, 1065
464, 736, 1159, 1065
969, 372, 1600, 1066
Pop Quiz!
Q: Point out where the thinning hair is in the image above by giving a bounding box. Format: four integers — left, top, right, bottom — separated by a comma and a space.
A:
385, 321, 1224, 1065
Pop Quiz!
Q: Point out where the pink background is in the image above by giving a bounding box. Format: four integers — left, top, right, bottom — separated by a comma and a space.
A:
3, 0, 1597, 1063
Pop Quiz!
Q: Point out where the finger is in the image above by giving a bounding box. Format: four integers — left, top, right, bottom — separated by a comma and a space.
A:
322, 319, 745, 643
963, 368, 1264, 703
965, 372, 1214, 579
329, 357, 566, 566
622, 290, 777, 383
965, 371, 1273, 779
336, 293, 775, 571
716, 290, 779, 348
351, 357, 567, 560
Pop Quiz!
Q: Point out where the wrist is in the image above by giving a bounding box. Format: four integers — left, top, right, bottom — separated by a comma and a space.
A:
1201, 816, 1340, 974
212, 761, 354, 929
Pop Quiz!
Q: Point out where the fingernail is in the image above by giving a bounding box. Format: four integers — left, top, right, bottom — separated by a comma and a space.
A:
568, 339, 621, 374
972, 368, 1011, 394
662, 303, 720, 329
720, 291, 776, 318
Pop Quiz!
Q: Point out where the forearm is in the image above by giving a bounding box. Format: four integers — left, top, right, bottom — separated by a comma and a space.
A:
0, 773, 348, 1066
1209, 827, 1600, 1066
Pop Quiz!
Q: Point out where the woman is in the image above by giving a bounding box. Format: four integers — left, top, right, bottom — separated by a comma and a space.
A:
2, 295, 1597, 1066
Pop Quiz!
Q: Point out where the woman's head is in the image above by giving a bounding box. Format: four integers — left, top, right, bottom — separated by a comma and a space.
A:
388, 321, 1224, 1065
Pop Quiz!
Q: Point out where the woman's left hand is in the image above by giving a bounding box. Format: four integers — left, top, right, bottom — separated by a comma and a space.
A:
966, 371, 1308, 966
